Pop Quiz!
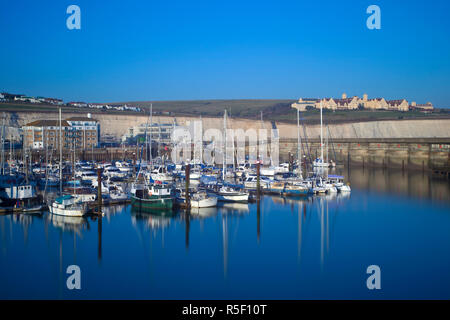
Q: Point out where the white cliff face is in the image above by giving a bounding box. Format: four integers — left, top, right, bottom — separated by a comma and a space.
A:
3, 111, 450, 141
276, 119, 450, 139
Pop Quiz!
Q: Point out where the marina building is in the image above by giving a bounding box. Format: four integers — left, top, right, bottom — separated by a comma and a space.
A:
22, 115, 100, 150
122, 121, 177, 144
22, 120, 73, 150
65, 115, 100, 149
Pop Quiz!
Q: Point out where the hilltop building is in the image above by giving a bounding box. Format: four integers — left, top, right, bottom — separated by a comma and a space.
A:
410, 101, 434, 112
291, 98, 320, 112
291, 93, 433, 112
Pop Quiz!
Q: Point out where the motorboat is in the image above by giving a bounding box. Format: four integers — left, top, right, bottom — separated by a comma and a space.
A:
131, 183, 173, 211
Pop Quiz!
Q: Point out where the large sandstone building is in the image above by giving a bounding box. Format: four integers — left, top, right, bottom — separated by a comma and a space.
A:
291, 93, 433, 112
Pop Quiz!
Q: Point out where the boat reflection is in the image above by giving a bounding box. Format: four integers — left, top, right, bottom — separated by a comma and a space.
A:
102, 204, 127, 222
130, 208, 176, 230
189, 206, 218, 218
220, 202, 249, 215
47, 214, 88, 233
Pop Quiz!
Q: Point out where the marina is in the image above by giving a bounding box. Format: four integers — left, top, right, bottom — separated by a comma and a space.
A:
0, 108, 449, 299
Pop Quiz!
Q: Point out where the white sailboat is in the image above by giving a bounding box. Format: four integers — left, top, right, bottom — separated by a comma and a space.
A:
191, 191, 218, 208
48, 108, 88, 217
215, 186, 249, 203
48, 194, 87, 217
313, 101, 330, 168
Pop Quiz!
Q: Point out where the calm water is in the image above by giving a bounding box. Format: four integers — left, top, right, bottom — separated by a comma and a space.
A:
1, 168, 449, 299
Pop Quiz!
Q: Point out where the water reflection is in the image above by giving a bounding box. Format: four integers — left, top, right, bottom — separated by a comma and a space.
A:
0, 167, 449, 299
130, 209, 175, 230
47, 214, 88, 235
343, 167, 449, 202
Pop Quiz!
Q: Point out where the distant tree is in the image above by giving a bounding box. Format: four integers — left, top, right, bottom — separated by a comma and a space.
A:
305, 105, 315, 111
358, 104, 365, 110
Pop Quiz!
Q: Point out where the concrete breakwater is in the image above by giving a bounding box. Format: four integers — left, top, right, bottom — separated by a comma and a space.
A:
279, 137, 449, 177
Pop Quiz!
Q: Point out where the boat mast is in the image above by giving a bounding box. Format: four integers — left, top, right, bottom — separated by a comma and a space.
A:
149, 103, 153, 169
59, 107, 63, 195
297, 108, 302, 178
1, 113, 5, 175
200, 114, 203, 165
158, 116, 161, 163
43, 131, 49, 200
144, 108, 149, 163
9, 133, 13, 174
320, 101, 324, 162
326, 124, 328, 165
223, 110, 227, 181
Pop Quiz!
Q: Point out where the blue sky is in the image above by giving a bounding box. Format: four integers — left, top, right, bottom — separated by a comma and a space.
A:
1, 0, 450, 106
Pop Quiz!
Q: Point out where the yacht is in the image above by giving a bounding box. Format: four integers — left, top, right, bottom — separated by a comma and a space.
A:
48, 195, 88, 217
284, 182, 309, 196
150, 166, 173, 182
104, 166, 127, 179
268, 181, 285, 195
215, 186, 249, 203
176, 189, 217, 208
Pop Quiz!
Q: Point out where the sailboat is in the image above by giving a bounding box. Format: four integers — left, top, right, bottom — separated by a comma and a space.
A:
213, 186, 249, 203
313, 101, 330, 168
48, 108, 88, 217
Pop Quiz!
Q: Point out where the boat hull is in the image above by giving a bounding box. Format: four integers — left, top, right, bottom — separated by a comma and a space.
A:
48, 205, 86, 217
217, 193, 249, 203
191, 196, 217, 208
131, 195, 173, 211
284, 189, 308, 196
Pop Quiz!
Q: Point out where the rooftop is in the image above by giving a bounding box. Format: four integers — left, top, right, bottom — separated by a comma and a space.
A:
25, 120, 70, 127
